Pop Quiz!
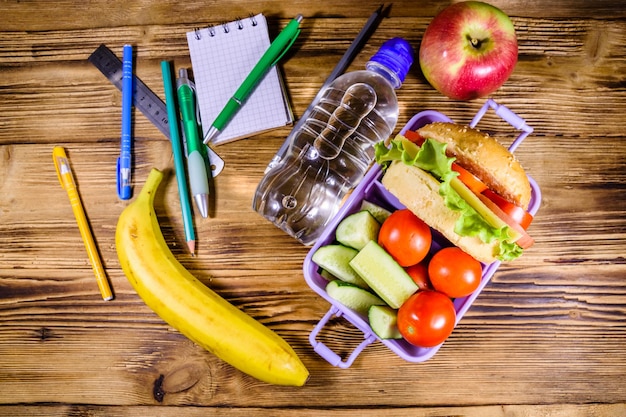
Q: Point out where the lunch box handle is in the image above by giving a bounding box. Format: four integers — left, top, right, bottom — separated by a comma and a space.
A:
309, 305, 377, 368
470, 98, 534, 153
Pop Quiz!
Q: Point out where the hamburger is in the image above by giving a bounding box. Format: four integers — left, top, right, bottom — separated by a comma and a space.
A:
375, 122, 535, 264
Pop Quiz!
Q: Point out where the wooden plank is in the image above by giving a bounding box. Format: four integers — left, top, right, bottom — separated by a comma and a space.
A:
1, 17, 625, 145
0, 404, 626, 416
0, 322, 625, 406
3, 403, 626, 416
2, 0, 626, 32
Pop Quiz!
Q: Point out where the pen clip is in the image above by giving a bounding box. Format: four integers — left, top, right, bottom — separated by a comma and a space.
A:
271, 29, 300, 67
116, 156, 131, 200
189, 79, 203, 126
52, 146, 70, 190
179, 122, 189, 155
178, 71, 203, 127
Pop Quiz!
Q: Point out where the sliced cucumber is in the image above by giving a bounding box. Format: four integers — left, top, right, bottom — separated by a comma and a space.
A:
450, 176, 521, 242
319, 269, 336, 281
312, 244, 369, 289
335, 210, 381, 250
349, 240, 418, 309
368, 305, 402, 339
326, 280, 386, 316
360, 200, 392, 224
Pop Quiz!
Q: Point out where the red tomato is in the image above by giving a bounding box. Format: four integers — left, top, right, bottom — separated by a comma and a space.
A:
452, 163, 488, 194
428, 247, 482, 298
378, 209, 432, 267
403, 130, 424, 144
397, 290, 456, 348
476, 193, 535, 249
405, 262, 432, 290
482, 189, 534, 230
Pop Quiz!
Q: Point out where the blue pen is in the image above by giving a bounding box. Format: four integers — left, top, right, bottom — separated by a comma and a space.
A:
117, 44, 133, 200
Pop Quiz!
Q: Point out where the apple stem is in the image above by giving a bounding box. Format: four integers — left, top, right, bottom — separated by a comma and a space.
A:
467, 36, 484, 50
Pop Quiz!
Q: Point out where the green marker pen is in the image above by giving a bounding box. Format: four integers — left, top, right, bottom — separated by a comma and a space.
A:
177, 68, 210, 218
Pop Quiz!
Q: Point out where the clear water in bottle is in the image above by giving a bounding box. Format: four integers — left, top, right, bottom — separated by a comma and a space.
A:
253, 38, 414, 245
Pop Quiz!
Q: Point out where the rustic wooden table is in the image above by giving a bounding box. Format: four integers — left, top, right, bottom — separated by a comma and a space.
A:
1, 1, 625, 416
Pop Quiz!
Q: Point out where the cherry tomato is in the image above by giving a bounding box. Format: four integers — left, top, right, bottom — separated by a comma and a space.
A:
405, 262, 432, 290
378, 209, 432, 267
397, 290, 456, 348
452, 163, 488, 194
482, 189, 534, 230
428, 247, 482, 298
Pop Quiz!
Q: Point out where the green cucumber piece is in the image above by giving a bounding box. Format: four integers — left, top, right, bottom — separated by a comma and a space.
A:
360, 200, 392, 224
335, 210, 381, 250
368, 305, 402, 339
312, 244, 369, 289
319, 269, 336, 281
349, 240, 418, 309
326, 280, 386, 316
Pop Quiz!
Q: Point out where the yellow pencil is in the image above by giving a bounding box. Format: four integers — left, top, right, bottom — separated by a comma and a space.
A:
53, 146, 114, 301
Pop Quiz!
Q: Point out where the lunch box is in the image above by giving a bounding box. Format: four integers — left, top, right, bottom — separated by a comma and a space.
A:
303, 99, 542, 367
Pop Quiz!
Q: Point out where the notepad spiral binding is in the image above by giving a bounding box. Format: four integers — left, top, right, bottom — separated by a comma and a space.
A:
194, 14, 258, 40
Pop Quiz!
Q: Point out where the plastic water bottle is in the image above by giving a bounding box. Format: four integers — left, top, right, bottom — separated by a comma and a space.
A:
252, 38, 414, 245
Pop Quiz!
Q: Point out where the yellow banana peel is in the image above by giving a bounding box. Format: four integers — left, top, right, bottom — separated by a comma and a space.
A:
116, 168, 309, 386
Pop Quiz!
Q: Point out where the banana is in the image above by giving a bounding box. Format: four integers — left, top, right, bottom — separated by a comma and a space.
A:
116, 168, 309, 386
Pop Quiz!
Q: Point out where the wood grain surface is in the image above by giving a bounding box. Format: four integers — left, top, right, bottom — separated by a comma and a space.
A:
1, 1, 625, 416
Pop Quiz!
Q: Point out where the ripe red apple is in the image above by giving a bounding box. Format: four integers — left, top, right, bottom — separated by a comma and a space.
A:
419, 1, 518, 100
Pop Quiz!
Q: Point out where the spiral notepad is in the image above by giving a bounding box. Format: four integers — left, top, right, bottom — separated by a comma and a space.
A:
187, 14, 294, 145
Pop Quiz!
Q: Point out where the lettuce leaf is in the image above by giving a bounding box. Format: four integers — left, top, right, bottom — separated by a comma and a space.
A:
375, 135, 522, 261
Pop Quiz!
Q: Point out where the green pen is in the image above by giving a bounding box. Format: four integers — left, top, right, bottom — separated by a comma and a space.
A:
203, 14, 303, 144
177, 68, 210, 218
161, 61, 196, 255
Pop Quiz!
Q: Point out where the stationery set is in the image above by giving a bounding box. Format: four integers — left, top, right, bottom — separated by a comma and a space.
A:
158, 13, 303, 255
65, 8, 382, 299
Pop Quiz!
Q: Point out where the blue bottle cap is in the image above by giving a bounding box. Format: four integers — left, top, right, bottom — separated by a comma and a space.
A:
367, 37, 414, 87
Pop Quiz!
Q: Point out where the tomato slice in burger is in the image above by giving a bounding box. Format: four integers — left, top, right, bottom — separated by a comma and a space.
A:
477, 193, 534, 249
482, 189, 534, 230
451, 163, 488, 194
403, 130, 424, 144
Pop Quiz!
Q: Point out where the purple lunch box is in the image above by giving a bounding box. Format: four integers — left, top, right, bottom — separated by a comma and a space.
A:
303, 99, 542, 367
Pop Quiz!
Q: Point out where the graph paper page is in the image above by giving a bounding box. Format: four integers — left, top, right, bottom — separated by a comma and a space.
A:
187, 14, 293, 145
